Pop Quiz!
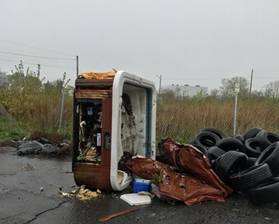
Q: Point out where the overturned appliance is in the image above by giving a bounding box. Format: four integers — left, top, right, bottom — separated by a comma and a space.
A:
72, 71, 156, 191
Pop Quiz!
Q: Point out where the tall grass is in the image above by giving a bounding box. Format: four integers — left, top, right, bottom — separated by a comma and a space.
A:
156, 94, 279, 143
1, 72, 279, 142
0, 72, 73, 138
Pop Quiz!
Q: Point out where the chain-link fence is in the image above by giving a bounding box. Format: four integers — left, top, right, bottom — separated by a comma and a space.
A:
156, 95, 279, 143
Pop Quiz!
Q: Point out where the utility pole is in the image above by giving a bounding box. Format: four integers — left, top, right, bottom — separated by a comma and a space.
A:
249, 68, 253, 96
37, 64, 41, 77
157, 75, 162, 95
76, 55, 79, 78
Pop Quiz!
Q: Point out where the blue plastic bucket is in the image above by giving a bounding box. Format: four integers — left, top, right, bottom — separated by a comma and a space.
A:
132, 178, 151, 193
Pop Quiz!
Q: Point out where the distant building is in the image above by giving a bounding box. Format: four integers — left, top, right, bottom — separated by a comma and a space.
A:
265, 80, 279, 97
163, 84, 208, 97
0, 72, 9, 87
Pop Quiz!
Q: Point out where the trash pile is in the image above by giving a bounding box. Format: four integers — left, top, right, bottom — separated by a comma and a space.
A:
124, 128, 279, 206
77, 146, 101, 164
190, 128, 279, 204
59, 185, 101, 200
17, 140, 71, 156
126, 138, 232, 206
0, 133, 72, 156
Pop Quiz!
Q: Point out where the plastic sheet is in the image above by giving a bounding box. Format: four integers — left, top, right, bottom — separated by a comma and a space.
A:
159, 138, 232, 195
126, 138, 232, 205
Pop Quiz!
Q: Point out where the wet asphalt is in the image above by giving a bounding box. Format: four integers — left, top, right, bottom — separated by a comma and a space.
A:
1, 146, 279, 224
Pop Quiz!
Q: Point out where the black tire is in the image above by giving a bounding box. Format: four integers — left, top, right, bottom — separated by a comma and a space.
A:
193, 144, 207, 154
234, 135, 245, 143
255, 142, 279, 175
256, 130, 279, 145
229, 163, 273, 191
244, 138, 269, 157
247, 177, 279, 204
190, 139, 207, 154
245, 157, 257, 168
200, 128, 226, 139
243, 128, 262, 140
216, 137, 244, 152
214, 151, 248, 182
193, 131, 221, 153
207, 146, 226, 161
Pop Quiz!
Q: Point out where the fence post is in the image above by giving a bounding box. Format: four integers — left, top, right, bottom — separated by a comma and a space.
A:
233, 85, 240, 135
58, 89, 65, 132
58, 73, 70, 132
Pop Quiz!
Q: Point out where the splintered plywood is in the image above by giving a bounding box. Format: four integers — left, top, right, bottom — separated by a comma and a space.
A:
75, 90, 112, 99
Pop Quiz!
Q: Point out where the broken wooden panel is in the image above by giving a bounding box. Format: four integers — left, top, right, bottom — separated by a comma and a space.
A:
75, 90, 112, 99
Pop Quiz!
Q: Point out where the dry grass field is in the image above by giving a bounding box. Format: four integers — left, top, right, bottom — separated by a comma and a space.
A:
156, 94, 279, 143
1, 73, 279, 142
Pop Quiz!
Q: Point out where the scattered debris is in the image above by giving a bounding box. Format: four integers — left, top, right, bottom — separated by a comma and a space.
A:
126, 139, 232, 206
0, 131, 73, 157
77, 146, 101, 163
132, 178, 151, 193
17, 141, 43, 155
56, 143, 71, 155
75, 99, 102, 164
0, 136, 72, 157
21, 163, 34, 171
41, 144, 59, 155
159, 138, 232, 194
59, 185, 100, 200
127, 157, 231, 206
40, 187, 44, 192
98, 207, 139, 223
120, 193, 152, 206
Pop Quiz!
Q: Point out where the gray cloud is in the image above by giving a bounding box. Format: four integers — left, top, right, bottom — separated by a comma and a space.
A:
0, 0, 278, 90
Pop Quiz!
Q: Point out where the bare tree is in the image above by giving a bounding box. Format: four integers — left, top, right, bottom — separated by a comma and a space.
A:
265, 80, 279, 97
220, 76, 249, 97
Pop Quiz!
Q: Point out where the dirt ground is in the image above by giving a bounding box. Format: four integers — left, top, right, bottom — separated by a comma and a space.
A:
1, 146, 279, 224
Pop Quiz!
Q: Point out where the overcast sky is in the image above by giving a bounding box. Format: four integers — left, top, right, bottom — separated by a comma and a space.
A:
0, 0, 279, 90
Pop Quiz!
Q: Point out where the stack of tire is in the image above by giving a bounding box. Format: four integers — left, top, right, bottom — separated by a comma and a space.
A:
191, 128, 279, 204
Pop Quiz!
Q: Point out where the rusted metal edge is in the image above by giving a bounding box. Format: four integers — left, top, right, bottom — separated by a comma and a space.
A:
98, 207, 139, 222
